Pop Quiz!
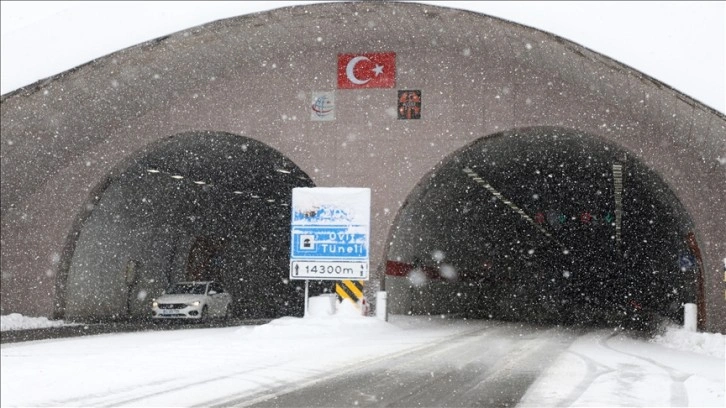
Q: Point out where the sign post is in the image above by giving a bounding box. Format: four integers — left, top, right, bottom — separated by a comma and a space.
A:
290, 187, 371, 315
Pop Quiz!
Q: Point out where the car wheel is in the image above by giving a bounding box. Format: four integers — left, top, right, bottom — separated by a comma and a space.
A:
200, 306, 209, 323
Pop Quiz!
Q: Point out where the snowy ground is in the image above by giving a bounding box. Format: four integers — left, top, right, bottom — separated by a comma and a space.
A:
1, 298, 723, 407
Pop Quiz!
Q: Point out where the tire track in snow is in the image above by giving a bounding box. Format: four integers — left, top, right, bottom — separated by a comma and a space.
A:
600, 332, 691, 407
204, 325, 495, 407
43, 360, 290, 407
231, 324, 579, 408
46, 323, 490, 407
529, 329, 691, 407
518, 330, 617, 407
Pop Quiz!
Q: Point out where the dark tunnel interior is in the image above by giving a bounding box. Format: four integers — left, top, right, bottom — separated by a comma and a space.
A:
63, 131, 325, 321
387, 127, 699, 330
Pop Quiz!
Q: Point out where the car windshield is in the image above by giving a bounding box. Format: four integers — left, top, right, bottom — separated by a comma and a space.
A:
165, 283, 207, 295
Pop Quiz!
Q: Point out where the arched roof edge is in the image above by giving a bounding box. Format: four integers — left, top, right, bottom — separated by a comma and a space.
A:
1, 1, 723, 121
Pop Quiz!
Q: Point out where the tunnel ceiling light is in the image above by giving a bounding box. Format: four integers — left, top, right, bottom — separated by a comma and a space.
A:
251, 194, 260, 199
194, 181, 206, 185
146, 169, 161, 173
462, 167, 567, 251
233, 191, 244, 195
267, 199, 276, 203
275, 168, 292, 174
171, 175, 184, 179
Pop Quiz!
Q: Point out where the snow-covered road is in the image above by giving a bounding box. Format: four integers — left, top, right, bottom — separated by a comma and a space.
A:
1, 311, 724, 407
234, 322, 580, 407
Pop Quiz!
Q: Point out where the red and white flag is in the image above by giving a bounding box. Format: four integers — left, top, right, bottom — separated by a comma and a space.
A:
337, 52, 396, 89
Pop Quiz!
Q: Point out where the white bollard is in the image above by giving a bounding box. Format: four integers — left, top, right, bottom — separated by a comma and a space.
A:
683, 303, 697, 332
329, 293, 338, 315
376, 291, 388, 321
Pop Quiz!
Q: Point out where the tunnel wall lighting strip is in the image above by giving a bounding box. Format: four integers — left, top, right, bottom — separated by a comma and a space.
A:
142, 166, 291, 206
613, 163, 623, 248
462, 167, 565, 247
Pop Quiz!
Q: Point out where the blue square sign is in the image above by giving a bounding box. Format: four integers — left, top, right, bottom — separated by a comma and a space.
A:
289, 187, 370, 280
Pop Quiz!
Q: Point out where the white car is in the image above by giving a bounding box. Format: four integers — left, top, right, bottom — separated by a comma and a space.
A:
152, 281, 231, 321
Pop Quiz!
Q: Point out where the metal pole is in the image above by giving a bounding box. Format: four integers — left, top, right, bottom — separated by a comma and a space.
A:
304, 279, 309, 317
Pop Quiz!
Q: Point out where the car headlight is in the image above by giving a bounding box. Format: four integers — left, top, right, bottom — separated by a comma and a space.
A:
189, 301, 201, 307
152, 301, 158, 308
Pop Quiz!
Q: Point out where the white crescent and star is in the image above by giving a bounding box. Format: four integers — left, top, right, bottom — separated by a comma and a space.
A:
346, 56, 385, 85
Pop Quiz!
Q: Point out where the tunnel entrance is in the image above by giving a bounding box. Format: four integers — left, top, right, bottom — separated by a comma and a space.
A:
61, 131, 317, 321
186, 236, 225, 282
386, 127, 700, 330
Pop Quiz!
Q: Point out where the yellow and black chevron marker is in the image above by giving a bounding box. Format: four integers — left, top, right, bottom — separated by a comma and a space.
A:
335, 280, 365, 308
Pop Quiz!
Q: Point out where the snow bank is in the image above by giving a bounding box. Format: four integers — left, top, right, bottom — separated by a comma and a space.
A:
2, 310, 724, 361
244, 295, 392, 339
652, 325, 725, 358
0, 313, 71, 331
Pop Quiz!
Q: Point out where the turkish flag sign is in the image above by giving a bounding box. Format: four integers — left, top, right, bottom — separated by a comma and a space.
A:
337, 52, 396, 89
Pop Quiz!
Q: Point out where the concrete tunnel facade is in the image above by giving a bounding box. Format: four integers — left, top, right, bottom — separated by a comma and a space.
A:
0, 2, 724, 331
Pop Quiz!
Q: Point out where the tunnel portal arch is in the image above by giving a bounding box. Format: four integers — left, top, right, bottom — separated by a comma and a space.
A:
1, 2, 724, 331
59, 131, 316, 320
385, 127, 701, 329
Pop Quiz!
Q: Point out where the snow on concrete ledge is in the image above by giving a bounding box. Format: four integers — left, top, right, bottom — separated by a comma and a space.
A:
1, 313, 71, 331
651, 325, 725, 358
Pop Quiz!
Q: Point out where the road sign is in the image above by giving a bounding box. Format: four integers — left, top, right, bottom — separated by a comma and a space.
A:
679, 253, 696, 270
335, 280, 366, 309
290, 226, 368, 259
290, 187, 370, 280
290, 260, 368, 280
